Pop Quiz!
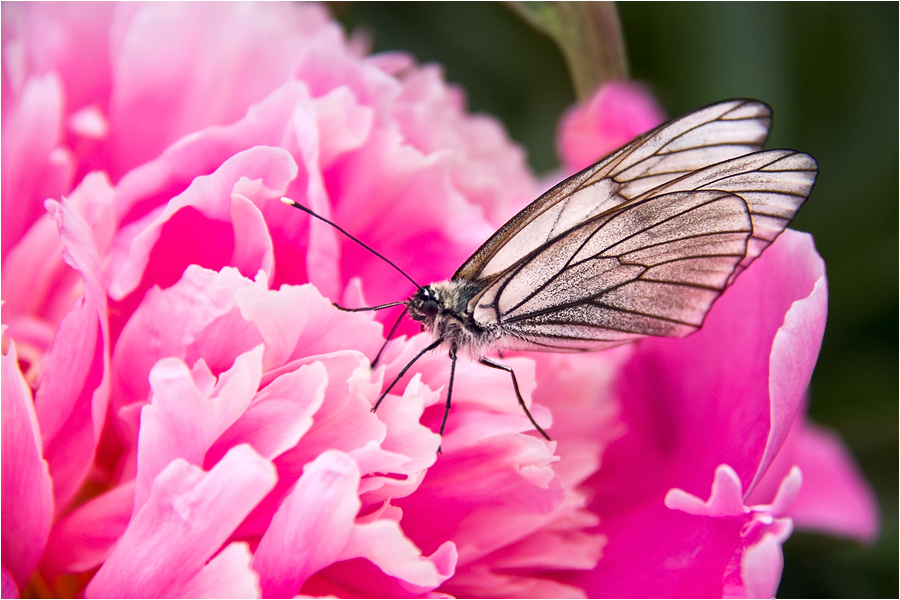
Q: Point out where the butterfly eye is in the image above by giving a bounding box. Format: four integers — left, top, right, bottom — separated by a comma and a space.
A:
421, 299, 440, 318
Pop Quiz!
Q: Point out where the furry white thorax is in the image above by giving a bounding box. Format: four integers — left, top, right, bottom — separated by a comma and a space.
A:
406, 280, 502, 358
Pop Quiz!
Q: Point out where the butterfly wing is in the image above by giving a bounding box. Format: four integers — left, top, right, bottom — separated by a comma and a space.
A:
469, 189, 755, 351
629, 148, 818, 282
454, 99, 774, 282
453, 99, 817, 351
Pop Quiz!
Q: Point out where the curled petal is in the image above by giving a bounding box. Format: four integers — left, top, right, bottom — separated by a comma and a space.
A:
86, 445, 276, 599
252, 450, 454, 597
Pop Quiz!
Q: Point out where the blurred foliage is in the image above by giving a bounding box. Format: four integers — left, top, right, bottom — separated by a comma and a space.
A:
332, 2, 898, 597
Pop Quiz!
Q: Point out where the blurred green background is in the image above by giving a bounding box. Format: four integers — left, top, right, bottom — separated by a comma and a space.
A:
332, 3, 898, 597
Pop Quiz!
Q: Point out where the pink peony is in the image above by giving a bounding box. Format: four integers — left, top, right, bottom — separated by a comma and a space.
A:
1, 4, 877, 598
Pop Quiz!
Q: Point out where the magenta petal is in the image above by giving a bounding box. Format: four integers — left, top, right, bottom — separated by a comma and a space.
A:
41, 482, 134, 578
1, 566, 18, 599
86, 445, 276, 599
1, 344, 54, 591
577, 231, 829, 596
748, 419, 879, 543
788, 423, 878, 541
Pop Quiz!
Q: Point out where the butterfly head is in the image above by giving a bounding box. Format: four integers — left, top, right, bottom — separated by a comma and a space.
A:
407, 286, 442, 330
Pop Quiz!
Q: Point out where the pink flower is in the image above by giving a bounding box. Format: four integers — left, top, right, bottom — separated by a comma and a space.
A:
1, 5, 877, 600
558, 81, 666, 172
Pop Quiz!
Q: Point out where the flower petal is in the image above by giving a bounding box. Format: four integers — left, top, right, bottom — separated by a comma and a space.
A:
1, 343, 54, 590
86, 445, 276, 598
253, 450, 452, 597
135, 347, 264, 511
34, 198, 110, 512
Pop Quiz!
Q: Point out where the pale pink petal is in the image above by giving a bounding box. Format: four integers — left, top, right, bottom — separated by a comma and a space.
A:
207, 361, 329, 464
33, 199, 109, 512
253, 450, 452, 597
357, 375, 441, 493
729, 521, 793, 599
67, 105, 109, 140
1, 213, 70, 351
396, 433, 563, 566
2, 3, 115, 115
1, 73, 75, 255
289, 95, 341, 299
110, 266, 267, 410
758, 466, 803, 517
234, 351, 388, 539
1, 343, 54, 591
135, 347, 264, 511
229, 192, 275, 287
86, 445, 276, 599
390, 64, 537, 226
235, 283, 384, 371
530, 350, 629, 488
168, 542, 260, 599
665, 465, 748, 518
751, 232, 828, 492
2, 172, 116, 342
105, 3, 329, 178
107, 146, 297, 300
111, 80, 308, 224
312, 87, 374, 168
558, 81, 666, 172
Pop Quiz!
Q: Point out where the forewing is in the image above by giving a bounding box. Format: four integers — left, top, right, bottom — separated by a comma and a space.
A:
632, 149, 818, 281
469, 190, 753, 351
455, 99, 773, 281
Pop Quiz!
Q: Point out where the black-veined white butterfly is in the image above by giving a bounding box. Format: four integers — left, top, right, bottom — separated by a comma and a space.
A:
283, 99, 817, 443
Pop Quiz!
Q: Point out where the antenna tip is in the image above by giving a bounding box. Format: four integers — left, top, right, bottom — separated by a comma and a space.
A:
280, 197, 297, 207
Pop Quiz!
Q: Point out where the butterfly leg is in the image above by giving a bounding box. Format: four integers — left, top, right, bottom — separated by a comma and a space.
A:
436, 344, 459, 454
371, 307, 409, 368
373, 337, 442, 411
478, 356, 551, 441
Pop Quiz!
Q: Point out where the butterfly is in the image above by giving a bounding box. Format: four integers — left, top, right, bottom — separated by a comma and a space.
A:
283, 98, 818, 443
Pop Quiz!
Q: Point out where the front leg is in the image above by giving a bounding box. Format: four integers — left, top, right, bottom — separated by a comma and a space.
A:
478, 356, 551, 441
434, 344, 459, 454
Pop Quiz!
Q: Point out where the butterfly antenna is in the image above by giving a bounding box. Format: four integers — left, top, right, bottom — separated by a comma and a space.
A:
281, 198, 421, 289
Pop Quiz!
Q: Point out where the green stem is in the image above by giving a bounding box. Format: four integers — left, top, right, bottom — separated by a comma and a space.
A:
511, 1, 629, 100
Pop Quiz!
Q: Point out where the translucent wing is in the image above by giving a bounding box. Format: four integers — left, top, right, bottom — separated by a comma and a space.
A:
630, 148, 818, 282
455, 99, 774, 282
464, 149, 817, 351
469, 189, 754, 351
